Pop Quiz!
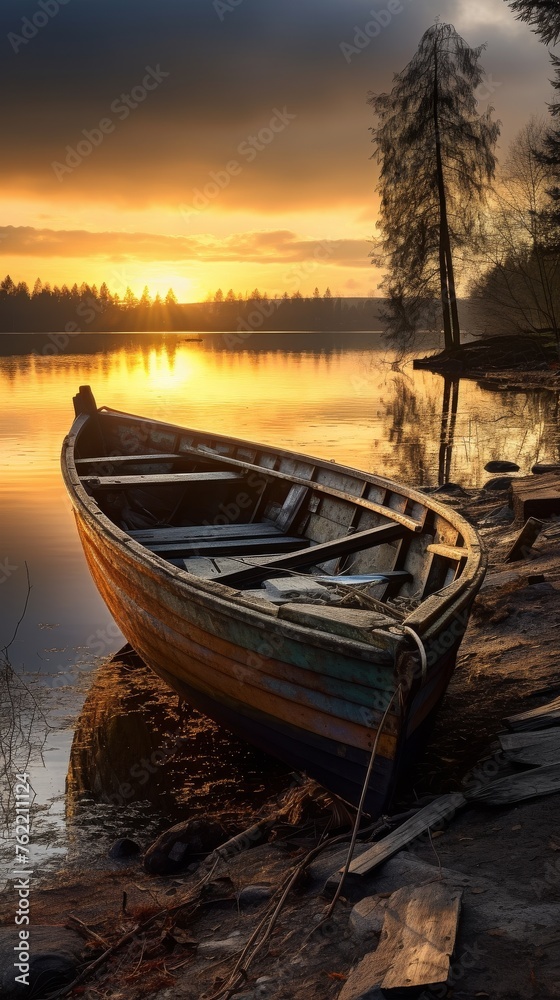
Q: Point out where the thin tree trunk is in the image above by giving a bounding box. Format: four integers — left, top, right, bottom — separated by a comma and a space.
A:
433, 43, 459, 350
439, 240, 453, 351
446, 246, 461, 349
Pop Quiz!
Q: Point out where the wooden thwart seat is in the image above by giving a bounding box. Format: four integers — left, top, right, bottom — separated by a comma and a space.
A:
128, 521, 302, 558
81, 471, 245, 488
146, 535, 308, 557
215, 520, 413, 588
129, 522, 284, 545
76, 454, 181, 466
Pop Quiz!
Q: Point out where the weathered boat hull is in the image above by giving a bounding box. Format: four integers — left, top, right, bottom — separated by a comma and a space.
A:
62, 392, 486, 814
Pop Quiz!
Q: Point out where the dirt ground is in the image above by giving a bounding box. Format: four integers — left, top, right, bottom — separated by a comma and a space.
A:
4, 495, 560, 1000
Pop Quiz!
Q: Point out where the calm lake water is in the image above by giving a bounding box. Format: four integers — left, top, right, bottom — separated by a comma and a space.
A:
1, 331, 559, 876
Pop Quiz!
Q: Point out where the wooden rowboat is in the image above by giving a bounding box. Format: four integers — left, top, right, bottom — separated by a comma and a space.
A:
62, 385, 486, 814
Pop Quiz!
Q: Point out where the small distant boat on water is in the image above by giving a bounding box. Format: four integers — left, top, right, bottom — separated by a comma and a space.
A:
62, 385, 486, 814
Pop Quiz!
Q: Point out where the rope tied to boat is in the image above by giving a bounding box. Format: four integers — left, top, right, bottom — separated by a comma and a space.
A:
400, 624, 428, 683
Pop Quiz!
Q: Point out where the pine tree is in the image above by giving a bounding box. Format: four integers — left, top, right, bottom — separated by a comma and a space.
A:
505, 2, 560, 44
214, 288, 224, 303
165, 288, 178, 306
0, 275, 16, 296
369, 23, 500, 350
140, 285, 152, 307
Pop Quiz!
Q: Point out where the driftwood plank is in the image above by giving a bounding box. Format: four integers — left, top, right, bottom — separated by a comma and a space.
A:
380, 884, 461, 990
504, 695, 560, 732
499, 729, 560, 752
505, 744, 560, 768
329, 794, 466, 889
468, 763, 560, 805
214, 521, 412, 589
512, 474, 560, 522
504, 517, 544, 563
339, 884, 461, 999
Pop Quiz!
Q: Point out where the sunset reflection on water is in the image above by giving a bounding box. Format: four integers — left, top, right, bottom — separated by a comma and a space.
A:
0, 331, 559, 870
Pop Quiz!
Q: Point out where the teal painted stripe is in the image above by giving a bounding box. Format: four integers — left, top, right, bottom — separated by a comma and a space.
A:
104, 540, 398, 694
96, 563, 398, 732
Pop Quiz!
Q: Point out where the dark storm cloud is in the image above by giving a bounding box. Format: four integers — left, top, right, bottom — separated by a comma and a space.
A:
0, 0, 552, 208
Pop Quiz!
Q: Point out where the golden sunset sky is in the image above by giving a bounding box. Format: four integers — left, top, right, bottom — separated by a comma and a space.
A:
1, 0, 555, 300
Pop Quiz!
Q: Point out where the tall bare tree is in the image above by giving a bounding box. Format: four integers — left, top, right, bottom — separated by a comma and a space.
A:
369, 23, 500, 351
505, 2, 560, 230
470, 118, 560, 348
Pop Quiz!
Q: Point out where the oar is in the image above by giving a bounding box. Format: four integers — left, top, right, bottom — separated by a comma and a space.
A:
314, 572, 412, 586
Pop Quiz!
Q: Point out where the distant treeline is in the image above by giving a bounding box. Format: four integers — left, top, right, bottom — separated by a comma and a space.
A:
0, 276, 388, 333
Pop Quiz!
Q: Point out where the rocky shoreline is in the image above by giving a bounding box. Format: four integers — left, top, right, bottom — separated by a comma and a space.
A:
2, 483, 560, 1000
413, 335, 560, 391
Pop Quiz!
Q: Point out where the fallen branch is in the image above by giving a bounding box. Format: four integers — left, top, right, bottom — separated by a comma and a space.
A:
66, 914, 109, 949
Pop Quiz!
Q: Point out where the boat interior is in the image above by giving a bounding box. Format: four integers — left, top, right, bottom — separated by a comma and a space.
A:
73, 405, 474, 636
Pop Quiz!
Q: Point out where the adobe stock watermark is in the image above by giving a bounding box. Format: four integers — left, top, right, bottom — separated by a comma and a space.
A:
475, 74, 502, 102
340, 0, 414, 64
51, 65, 170, 181
12, 772, 33, 988
8, 0, 71, 54
0, 557, 19, 585
213, 0, 243, 21
180, 107, 296, 220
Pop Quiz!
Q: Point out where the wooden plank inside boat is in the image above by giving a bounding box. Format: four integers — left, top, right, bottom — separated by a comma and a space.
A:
174, 439, 424, 532
81, 471, 246, 488
278, 604, 399, 643
214, 521, 414, 588
75, 453, 181, 465
274, 484, 310, 532
129, 523, 284, 544
146, 535, 308, 557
